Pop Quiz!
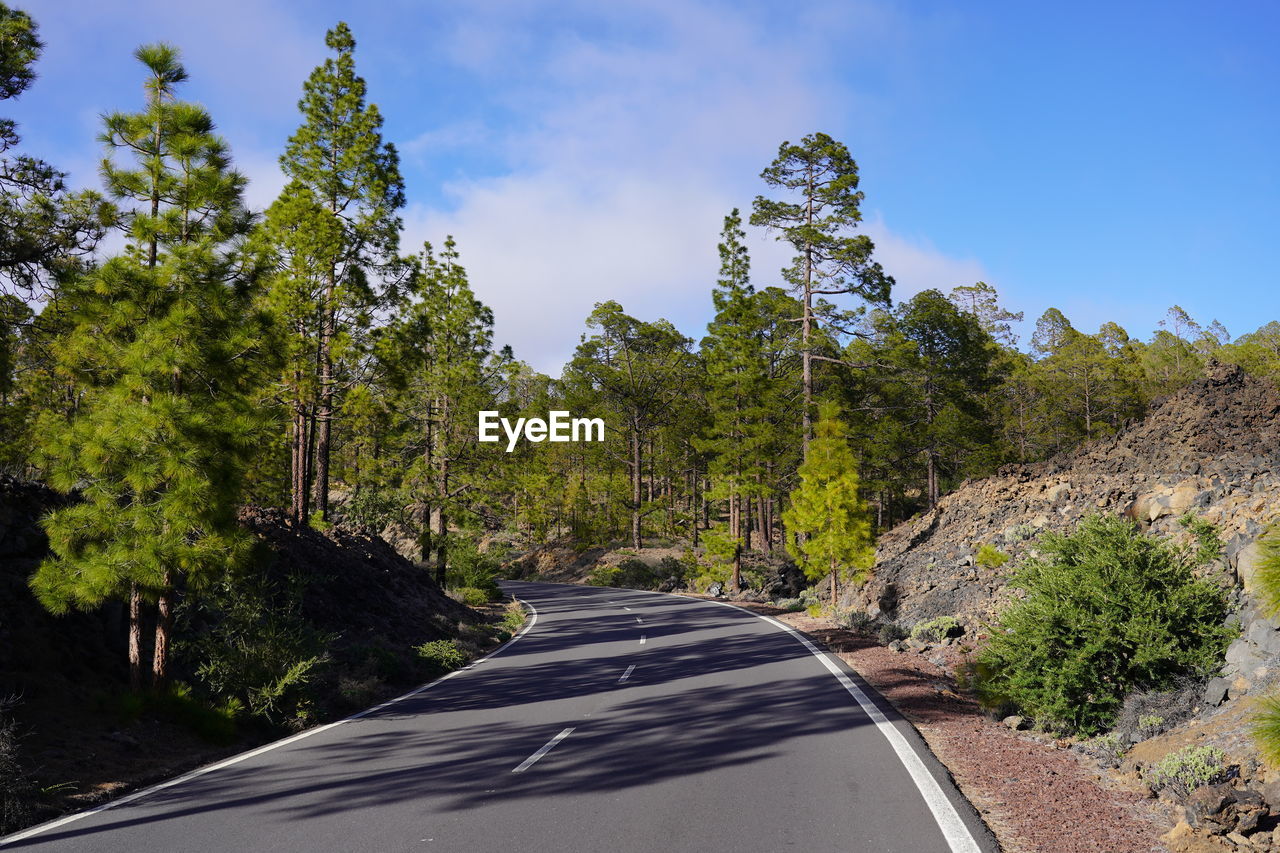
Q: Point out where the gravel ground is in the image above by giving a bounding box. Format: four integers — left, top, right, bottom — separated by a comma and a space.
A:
729, 602, 1173, 853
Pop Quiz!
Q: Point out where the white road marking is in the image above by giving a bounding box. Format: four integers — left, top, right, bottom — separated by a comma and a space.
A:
639, 634, 646, 645
512, 727, 576, 773
618, 665, 635, 683
702, 599, 983, 853
634, 616, 643, 624
623, 606, 632, 611
0, 598, 542, 847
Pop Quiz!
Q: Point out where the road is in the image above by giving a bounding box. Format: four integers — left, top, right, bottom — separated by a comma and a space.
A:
3, 581, 995, 852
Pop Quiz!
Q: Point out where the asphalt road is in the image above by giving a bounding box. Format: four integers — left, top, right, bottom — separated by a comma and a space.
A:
3, 581, 995, 852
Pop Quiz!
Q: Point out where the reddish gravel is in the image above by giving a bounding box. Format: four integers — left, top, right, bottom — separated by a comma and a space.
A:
730, 602, 1172, 853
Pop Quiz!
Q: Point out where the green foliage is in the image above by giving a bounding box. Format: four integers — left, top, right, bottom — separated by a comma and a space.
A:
185, 570, 330, 727
414, 639, 467, 677
1147, 745, 1230, 797
1088, 732, 1127, 767
783, 404, 875, 590
1178, 513, 1221, 564
451, 587, 490, 607
1251, 525, 1280, 619
911, 616, 961, 643
775, 597, 805, 612
444, 538, 503, 601
975, 544, 1009, 569
877, 622, 908, 645
1251, 692, 1280, 767
976, 514, 1234, 734
586, 565, 621, 587
500, 601, 527, 635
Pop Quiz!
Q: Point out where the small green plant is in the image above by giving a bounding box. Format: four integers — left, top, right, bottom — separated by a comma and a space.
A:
976, 514, 1234, 734
586, 565, 621, 587
1178, 513, 1221, 565
414, 639, 468, 677
308, 512, 333, 532
1252, 692, 1280, 766
500, 601, 527, 635
445, 539, 504, 601
975, 544, 1009, 569
1147, 745, 1231, 797
838, 610, 875, 632
450, 587, 491, 607
775, 597, 805, 612
1137, 714, 1165, 737
1089, 732, 1127, 767
878, 622, 908, 645
911, 616, 961, 644
806, 602, 825, 618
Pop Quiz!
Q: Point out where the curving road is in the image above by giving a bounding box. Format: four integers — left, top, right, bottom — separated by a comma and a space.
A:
3, 581, 995, 852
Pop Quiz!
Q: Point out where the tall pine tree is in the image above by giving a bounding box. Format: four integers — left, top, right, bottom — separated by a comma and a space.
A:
31, 44, 264, 689
270, 21, 405, 523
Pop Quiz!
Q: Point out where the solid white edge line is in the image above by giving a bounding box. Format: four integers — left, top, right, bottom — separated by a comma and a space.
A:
0, 597, 541, 848
618, 664, 635, 683
511, 727, 575, 773
702, 598, 981, 853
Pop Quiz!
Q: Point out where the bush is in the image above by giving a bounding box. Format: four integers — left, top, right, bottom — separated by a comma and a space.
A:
877, 622, 908, 645
976, 514, 1234, 734
444, 539, 503, 602
1114, 679, 1201, 745
775, 597, 805, 612
450, 587, 491, 607
500, 601, 527, 635
414, 639, 468, 677
911, 616, 961, 644
184, 572, 331, 728
838, 610, 875, 632
1147, 745, 1232, 797
616, 558, 659, 589
1088, 732, 1127, 768
975, 544, 1009, 569
586, 565, 621, 587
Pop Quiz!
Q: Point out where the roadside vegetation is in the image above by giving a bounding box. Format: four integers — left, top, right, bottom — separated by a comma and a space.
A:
974, 514, 1234, 735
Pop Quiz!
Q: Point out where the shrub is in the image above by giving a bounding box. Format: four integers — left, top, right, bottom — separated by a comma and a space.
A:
911, 616, 961, 644
877, 622, 908, 645
616, 558, 659, 589
414, 639, 468, 677
975, 514, 1234, 734
974, 544, 1009, 569
445, 539, 503, 601
500, 601, 527, 635
1088, 732, 1127, 768
775, 597, 805, 612
1147, 745, 1231, 797
450, 587, 491, 607
806, 602, 824, 618
586, 565, 621, 587
838, 610, 875, 632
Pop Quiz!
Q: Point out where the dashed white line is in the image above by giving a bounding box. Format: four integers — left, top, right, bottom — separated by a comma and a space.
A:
623, 606, 632, 611
634, 616, 643, 624
512, 727, 576, 773
639, 634, 646, 645
618, 665, 635, 683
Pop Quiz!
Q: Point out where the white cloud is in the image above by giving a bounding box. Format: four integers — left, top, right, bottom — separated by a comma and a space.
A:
403, 0, 991, 374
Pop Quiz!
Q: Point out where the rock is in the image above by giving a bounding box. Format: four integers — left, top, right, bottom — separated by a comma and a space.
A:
657, 575, 679, 593
1002, 715, 1026, 730
1231, 675, 1253, 697
1203, 676, 1231, 706
887, 639, 906, 652
706, 582, 723, 598
1236, 539, 1265, 595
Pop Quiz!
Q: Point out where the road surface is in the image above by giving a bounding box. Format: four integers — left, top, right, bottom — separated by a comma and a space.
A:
3, 581, 995, 852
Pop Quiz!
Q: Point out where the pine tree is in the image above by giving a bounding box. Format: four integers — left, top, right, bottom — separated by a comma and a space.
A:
30, 44, 264, 690
782, 403, 874, 604
272, 21, 405, 523
0, 2, 109, 294
750, 132, 892, 457
382, 237, 503, 583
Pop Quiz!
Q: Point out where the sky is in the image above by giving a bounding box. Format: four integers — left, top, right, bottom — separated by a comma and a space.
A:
9, 0, 1279, 374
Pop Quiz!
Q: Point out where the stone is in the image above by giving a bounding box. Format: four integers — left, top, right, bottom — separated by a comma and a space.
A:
1235, 539, 1264, 595
1231, 675, 1253, 697
1002, 715, 1026, 730
706, 581, 723, 597
1203, 677, 1231, 706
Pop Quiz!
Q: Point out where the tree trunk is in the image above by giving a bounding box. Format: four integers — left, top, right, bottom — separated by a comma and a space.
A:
314, 274, 336, 521
151, 576, 174, 690
730, 493, 742, 592
128, 583, 143, 692
756, 493, 770, 554
829, 560, 838, 607
630, 424, 642, 550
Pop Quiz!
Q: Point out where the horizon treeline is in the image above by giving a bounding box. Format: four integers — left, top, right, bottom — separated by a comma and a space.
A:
3, 7, 1278, 641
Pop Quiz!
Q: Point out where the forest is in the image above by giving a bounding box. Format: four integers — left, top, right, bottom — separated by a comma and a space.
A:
4, 8, 1280, 700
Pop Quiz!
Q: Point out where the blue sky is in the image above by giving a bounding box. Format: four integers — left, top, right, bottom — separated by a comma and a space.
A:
10, 0, 1279, 372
